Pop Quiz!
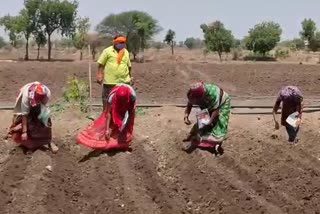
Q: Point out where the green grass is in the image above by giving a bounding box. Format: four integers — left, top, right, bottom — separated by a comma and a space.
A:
136, 107, 148, 116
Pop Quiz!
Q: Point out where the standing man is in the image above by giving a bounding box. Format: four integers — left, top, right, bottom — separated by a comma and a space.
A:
96, 35, 133, 109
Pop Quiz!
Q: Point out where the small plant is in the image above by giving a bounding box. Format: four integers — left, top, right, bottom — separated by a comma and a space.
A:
136, 107, 147, 116
50, 102, 65, 113
63, 76, 89, 112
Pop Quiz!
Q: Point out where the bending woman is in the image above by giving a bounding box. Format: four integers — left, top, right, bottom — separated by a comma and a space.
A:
272, 86, 303, 144
7, 82, 58, 153
184, 81, 231, 156
76, 83, 136, 150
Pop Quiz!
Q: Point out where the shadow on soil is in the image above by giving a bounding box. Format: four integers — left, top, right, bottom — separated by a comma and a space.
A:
78, 148, 133, 163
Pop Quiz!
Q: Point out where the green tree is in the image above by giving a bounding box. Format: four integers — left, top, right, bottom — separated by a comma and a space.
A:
15, 10, 34, 60
245, 21, 282, 55
300, 19, 316, 46
164, 29, 175, 55
292, 38, 305, 50
0, 15, 20, 47
201, 21, 234, 61
39, 0, 78, 60
73, 17, 90, 60
309, 32, 320, 52
17, 0, 44, 60
96, 11, 161, 60
132, 12, 161, 53
34, 31, 47, 60
184, 37, 197, 49
0, 36, 6, 48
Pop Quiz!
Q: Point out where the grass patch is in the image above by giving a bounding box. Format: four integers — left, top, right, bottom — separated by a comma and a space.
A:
136, 107, 148, 116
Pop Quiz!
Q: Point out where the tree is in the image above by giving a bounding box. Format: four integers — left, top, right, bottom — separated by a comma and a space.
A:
0, 36, 6, 48
132, 12, 161, 54
15, 10, 35, 60
39, 0, 78, 60
300, 19, 316, 45
309, 32, 320, 52
245, 21, 282, 55
201, 21, 234, 61
73, 17, 90, 60
292, 38, 305, 50
184, 37, 197, 49
164, 29, 175, 55
0, 15, 20, 47
234, 39, 241, 48
34, 31, 47, 59
96, 11, 161, 60
18, 0, 44, 60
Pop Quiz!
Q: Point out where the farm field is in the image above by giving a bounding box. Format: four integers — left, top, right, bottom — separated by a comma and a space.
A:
1, 59, 320, 213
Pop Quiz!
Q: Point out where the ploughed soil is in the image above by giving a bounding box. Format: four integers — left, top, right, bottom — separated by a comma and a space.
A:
0, 61, 320, 105
0, 107, 320, 214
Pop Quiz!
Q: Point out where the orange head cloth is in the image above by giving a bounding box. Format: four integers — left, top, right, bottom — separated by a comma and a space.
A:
113, 36, 127, 64
31, 83, 48, 107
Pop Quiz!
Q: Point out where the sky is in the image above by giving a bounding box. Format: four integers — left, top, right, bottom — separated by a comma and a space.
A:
1, 0, 320, 41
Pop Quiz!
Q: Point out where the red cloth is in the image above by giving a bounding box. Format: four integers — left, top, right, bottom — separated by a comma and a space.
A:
10, 117, 52, 150
76, 107, 135, 150
111, 85, 131, 129
187, 81, 205, 103
197, 140, 220, 148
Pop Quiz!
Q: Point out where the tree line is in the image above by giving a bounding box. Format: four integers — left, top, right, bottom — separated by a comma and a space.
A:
0, 1, 319, 61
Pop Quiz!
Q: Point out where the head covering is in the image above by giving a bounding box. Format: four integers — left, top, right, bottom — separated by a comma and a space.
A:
111, 85, 131, 129
279, 86, 303, 102
113, 35, 127, 64
187, 81, 205, 104
28, 83, 50, 107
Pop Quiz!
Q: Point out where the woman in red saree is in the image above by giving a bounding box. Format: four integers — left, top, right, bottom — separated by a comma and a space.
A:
76, 83, 136, 150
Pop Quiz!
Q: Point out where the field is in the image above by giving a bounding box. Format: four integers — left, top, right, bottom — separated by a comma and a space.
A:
1, 49, 320, 214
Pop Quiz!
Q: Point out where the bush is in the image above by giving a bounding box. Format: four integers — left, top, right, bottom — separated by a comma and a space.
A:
275, 48, 289, 59
231, 48, 242, 60
63, 77, 89, 112
243, 52, 276, 61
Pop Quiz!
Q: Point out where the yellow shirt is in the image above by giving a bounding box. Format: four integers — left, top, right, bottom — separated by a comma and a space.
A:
97, 46, 132, 84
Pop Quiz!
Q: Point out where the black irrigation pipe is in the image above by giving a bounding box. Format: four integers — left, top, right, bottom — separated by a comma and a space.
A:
232, 108, 320, 115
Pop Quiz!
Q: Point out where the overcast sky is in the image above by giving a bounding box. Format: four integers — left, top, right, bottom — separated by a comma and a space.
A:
1, 0, 320, 41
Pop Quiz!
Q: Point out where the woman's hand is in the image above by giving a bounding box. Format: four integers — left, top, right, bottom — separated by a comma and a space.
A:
21, 132, 28, 141
105, 129, 111, 140
130, 77, 135, 86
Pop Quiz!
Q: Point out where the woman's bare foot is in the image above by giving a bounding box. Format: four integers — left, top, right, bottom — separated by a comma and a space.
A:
182, 134, 192, 142
49, 142, 59, 154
